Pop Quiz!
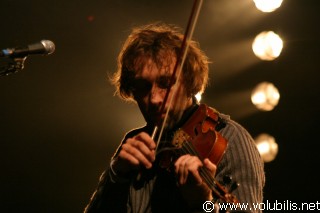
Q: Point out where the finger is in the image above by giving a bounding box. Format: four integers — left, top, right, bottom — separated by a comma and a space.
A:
118, 148, 140, 167
174, 154, 189, 184
134, 132, 156, 150
175, 155, 203, 185
203, 158, 217, 177
127, 137, 156, 163
121, 140, 154, 169
185, 156, 203, 185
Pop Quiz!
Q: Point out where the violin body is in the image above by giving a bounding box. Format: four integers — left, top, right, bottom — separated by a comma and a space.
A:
172, 104, 227, 166
157, 103, 239, 204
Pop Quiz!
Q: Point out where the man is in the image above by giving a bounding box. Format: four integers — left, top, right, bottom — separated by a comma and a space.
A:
85, 22, 265, 212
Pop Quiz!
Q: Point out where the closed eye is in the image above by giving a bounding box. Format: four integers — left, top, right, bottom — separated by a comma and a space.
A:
132, 78, 152, 96
157, 76, 175, 89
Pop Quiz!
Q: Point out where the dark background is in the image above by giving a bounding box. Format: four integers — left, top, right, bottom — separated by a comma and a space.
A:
1, 0, 319, 212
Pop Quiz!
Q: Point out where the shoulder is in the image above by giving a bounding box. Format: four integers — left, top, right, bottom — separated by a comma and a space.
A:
216, 113, 266, 205
214, 111, 264, 174
218, 113, 254, 144
216, 111, 265, 176
218, 113, 261, 163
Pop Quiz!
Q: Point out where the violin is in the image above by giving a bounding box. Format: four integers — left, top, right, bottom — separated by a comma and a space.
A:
156, 103, 239, 204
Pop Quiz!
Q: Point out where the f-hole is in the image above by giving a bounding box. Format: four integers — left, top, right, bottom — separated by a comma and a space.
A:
193, 125, 199, 136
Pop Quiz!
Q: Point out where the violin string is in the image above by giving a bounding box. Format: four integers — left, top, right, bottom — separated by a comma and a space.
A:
182, 141, 226, 200
181, 141, 224, 198
183, 143, 215, 187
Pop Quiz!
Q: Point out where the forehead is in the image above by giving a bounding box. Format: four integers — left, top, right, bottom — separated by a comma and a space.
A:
134, 55, 177, 80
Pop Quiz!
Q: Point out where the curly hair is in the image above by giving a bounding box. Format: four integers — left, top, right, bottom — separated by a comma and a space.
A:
111, 22, 210, 102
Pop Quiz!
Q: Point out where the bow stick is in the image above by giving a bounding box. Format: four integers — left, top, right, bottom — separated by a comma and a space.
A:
153, 0, 204, 152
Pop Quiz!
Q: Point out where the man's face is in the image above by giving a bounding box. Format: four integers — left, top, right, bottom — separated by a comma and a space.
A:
132, 58, 192, 129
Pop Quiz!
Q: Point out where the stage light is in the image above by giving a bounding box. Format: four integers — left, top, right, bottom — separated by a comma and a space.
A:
253, 0, 283, 13
251, 82, 280, 111
252, 31, 283, 61
255, 133, 278, 162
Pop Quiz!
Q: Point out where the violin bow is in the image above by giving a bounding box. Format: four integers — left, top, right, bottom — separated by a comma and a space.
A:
153, 0, 203, 151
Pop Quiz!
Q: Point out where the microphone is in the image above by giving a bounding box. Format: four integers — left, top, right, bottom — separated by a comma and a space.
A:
0, 40, 55, 58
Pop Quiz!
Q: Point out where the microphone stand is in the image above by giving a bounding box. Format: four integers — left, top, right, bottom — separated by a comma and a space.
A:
0, 57, 26, 76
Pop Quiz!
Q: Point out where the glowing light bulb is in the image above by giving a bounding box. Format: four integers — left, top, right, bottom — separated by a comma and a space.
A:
253, 0, 283, 12
252, 31, 283, 61
255, 133, 279, 162
251, 82, 280, 111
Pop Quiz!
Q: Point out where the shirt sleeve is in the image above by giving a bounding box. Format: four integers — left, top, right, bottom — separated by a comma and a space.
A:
84, 159, 132, 213
215, 116, 265, 213
84, 126, 147, 213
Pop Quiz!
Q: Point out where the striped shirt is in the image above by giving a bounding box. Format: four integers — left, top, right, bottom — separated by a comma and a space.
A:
84, 105, 265, 213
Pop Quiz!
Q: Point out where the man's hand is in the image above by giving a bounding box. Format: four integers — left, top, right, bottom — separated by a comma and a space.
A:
112, 132, 156, 176
174, 154, 217, 206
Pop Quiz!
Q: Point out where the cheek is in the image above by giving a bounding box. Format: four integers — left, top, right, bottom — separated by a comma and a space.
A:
170, 85, 187, 102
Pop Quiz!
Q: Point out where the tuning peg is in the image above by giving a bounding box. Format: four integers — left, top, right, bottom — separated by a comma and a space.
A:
230, 182, 240, 193
222, 175, 240, 193
223, 175, 232, 185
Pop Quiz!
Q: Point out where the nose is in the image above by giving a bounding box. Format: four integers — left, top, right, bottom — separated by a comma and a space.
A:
150, 86, 165, 106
